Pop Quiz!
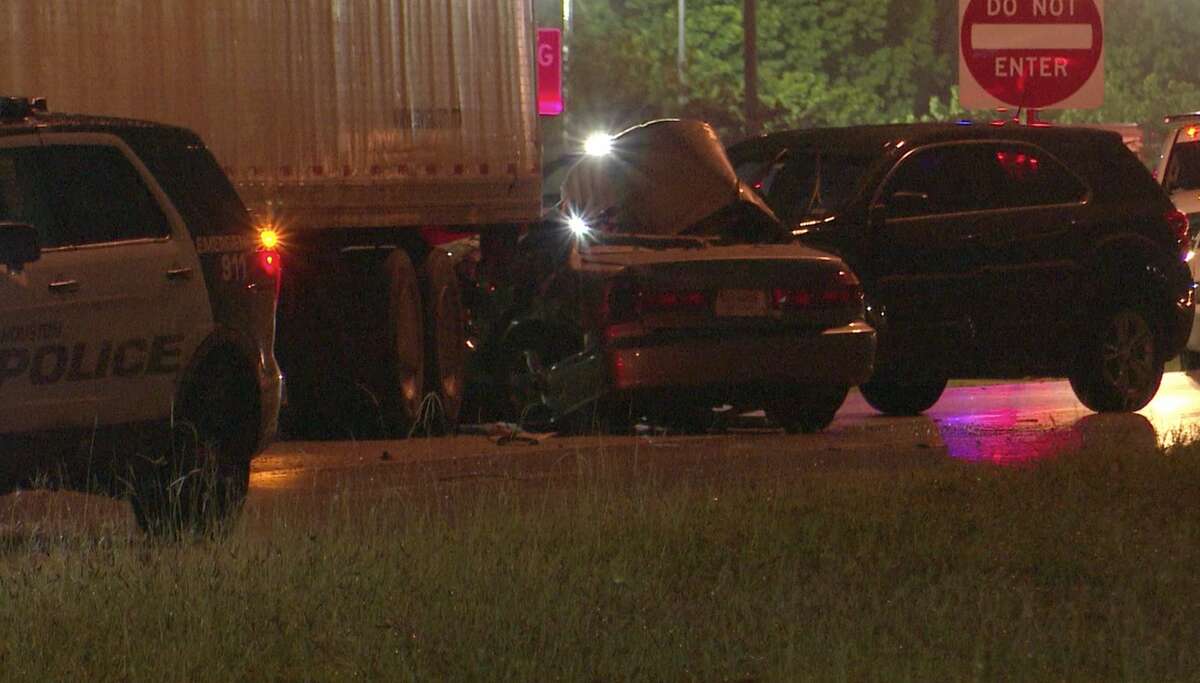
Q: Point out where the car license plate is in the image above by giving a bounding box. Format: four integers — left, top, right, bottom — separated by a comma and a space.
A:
714, 289, 768, 317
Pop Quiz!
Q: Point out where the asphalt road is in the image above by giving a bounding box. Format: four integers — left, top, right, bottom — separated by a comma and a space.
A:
249, 371, 1200, 494
6, 372, 1200, 532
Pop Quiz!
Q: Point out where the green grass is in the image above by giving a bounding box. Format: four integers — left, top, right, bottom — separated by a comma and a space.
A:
2, 440, 1200, 681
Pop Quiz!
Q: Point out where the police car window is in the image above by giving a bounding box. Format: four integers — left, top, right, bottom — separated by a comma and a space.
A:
0, 148, 59, 247
992, 144, 1087, 207
134, 143, 253, 236
42, 145, 170, 245
883, 145, 1003, 217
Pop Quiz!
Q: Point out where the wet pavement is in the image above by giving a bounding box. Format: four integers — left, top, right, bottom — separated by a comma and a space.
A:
5, 372, 1200, 531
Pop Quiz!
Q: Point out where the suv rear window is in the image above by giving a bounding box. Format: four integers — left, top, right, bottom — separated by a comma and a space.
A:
883, 143, 1086, 217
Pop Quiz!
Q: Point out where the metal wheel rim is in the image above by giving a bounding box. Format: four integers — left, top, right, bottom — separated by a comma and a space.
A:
1100, 311, 1155, 399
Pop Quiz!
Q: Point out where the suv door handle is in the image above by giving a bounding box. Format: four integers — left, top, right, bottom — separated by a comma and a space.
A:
48, 279, 80, 294
165, 267, 194, 281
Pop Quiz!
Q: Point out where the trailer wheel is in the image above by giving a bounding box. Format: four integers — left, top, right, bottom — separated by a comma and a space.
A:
383, 250, 425, 432
421, 249, 466, 430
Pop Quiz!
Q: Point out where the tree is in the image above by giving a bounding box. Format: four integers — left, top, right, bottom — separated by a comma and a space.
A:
559, 0, 1200, 146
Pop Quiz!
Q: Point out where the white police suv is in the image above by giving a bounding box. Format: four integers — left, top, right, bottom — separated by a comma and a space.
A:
0, 97, 282, 534
1157, 113, 1200, 370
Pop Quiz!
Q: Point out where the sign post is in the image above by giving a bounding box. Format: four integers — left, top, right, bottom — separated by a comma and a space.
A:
959, 0, 1104, 110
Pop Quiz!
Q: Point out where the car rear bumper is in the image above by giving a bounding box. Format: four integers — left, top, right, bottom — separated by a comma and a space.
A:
606, 321, 876, 391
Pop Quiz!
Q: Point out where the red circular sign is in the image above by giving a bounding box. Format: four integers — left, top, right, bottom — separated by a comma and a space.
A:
961, 0, 1103, 108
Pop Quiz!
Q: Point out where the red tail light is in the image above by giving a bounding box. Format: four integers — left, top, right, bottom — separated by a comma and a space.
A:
601, 281, 710, 341
1167, 209, 1190, 259
253, 249, 282, 296
637, 289, 709, 314
772, 271, 862, 311
258, 250, 281, 277
602, 281, 709, 323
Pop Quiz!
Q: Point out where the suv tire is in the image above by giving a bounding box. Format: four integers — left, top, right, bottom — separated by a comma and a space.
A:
130, 354, 257, 536
1070, 306, 1163, 412
860, 374, 946, 416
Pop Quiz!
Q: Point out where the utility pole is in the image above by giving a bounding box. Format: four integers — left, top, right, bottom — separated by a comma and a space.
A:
678, 0, 687, 107
743, 0, 758, 137
562, 0, 573, 151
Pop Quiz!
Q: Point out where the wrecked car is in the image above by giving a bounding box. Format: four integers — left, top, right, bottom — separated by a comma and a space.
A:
494, 119, 875, 433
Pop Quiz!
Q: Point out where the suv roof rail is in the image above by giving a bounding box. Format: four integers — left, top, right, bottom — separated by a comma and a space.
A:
1164, 112, 1200, 125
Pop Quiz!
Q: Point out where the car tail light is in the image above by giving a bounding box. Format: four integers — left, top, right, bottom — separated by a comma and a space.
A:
257, 250, 281, 278
771, 271, 862, 311
1167, 209, 1190, 259
637, 289, 709, 314
601, 281, 710, 341
602, 281, 709, 321
250, 227, 283, 292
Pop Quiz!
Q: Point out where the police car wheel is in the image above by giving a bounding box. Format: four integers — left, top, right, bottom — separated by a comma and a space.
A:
130, 353, 257, 536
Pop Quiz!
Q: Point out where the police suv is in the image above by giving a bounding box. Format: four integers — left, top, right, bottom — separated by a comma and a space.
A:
0, 97, 281, 534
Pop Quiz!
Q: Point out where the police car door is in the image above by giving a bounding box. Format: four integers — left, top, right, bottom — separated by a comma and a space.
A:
0, 134, 83, 433
33, 135, 212, 427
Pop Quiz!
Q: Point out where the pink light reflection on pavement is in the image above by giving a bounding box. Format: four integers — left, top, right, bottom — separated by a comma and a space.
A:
918, 373, 1200, 464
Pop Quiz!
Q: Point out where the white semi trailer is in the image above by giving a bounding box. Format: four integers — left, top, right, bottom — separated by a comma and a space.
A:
0, 1, 542, 432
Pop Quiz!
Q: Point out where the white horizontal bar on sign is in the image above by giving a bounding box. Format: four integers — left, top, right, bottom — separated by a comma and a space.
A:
971, 24, 1093, 50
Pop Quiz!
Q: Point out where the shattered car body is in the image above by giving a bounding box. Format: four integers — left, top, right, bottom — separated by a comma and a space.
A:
499, 120, 875, 433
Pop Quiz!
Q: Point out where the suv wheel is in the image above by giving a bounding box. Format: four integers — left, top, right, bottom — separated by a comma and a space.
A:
859, 374, 946, 416
1070, 306, 1163, 412
767, 385, 849, 433
130, 354, 257, 537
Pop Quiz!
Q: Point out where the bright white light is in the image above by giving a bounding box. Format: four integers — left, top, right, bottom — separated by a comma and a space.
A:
566, 214, 590, 237
1188, 251, 1195, 263
583, 132, 614, 157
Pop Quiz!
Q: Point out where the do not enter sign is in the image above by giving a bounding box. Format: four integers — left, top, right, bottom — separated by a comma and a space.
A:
959, 0, 1104, 110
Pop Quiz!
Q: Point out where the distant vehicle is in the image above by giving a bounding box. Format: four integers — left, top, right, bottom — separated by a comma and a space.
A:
728, 122, 1194, 415
1155, 113, 1200, 369
495, 120, 875, 434
0, 97, 282, 534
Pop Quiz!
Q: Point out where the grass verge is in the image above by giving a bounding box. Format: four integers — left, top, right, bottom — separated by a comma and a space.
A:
1, 439, 1199, 681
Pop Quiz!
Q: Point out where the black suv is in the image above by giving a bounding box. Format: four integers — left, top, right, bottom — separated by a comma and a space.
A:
0, 97, 282, 534
728, 123, 1195, 415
